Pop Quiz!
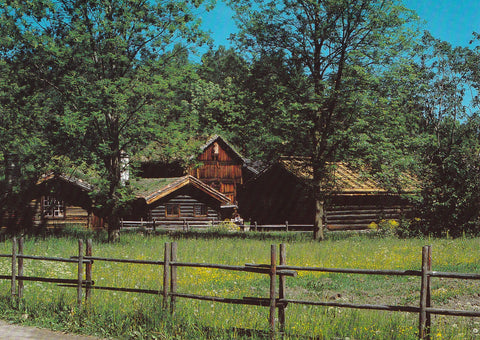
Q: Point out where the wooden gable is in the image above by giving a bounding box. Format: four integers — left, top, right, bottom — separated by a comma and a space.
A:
189, 136, 245, 204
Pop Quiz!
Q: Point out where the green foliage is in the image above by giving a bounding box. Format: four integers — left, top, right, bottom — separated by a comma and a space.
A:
0, 0, 211, 237
410, 34, 480, 236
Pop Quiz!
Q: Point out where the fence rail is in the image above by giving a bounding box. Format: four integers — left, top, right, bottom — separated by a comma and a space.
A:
1, 238, 480, 339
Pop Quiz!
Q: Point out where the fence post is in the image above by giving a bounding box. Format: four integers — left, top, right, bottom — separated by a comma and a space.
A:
269, 244, 277, 340
285, 221, 289, 232
419, 245, 432, 340
170, 242, 177, 314
152, 219, 156, 232
77, 239, 84, 309
85, 239, 93, 303
255, 221, 258, 232
11, 237, 17, 303
426, 246, 432, 335
278, 243, 286, 336
18, 237, 24, 300
163, 242, 171, 309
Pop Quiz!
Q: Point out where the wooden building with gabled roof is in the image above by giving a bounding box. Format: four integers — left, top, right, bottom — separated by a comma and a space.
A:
238, 157, 416, 230
32, 173, 104, 229
188, 135, 257, 205
128, 175, 231, 224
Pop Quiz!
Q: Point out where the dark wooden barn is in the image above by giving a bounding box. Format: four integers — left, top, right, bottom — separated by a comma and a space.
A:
128, 175, 231, 225
189, 135, 257, 204
238, 157, 415, 230
33, 173, 104, 229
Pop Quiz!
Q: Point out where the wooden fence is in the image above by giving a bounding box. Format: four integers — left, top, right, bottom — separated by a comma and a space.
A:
1, 238, 480, 339
120, 218, 220, 232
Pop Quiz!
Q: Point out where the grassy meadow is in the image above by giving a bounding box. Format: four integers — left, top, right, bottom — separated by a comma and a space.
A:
0, 230, 480, 339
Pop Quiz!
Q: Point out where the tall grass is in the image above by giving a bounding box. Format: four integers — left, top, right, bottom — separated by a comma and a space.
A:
0, 231, 479, 339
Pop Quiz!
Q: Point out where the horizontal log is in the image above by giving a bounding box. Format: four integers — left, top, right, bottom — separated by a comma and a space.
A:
171, 293, 287, 307
429, 271, 480, 280
17, 255, 91, 264
59, 284, 161, 295
16, 276, 93, 285
426, 307, 480, 317
280, 299, 419, 313
258, 264, 422, 277
71, 256, 164, 265
171, 262, 297, 277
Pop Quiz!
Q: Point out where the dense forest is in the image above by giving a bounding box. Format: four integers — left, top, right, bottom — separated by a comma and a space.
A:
0, 0, 479, 239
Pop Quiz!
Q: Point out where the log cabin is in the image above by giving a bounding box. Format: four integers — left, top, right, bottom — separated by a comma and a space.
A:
238, 157, 416, 230
33, 173, 104, 229
127, 175, 231, 226
138, 136, 258, 206
188, 135, 258, 205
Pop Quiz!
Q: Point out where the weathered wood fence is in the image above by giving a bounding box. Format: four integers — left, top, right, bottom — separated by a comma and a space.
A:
120, 218, 220, 232
1, 238, 480, 339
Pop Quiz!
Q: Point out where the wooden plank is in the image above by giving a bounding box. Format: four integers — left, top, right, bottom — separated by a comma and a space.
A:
269, 245, 277, 339
278, 244, 286, 335
163, 243, 170, 309
18, 237, 24, 299
419, 245, 431, 340
11, 237, 16, 302
85, 239, 93, 302
77, 240, 83, 308
170, 242, 177, 314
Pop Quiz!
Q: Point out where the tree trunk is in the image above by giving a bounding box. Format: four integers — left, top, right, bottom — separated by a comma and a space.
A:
107, 214, 121, 242
313, 196, 325, 240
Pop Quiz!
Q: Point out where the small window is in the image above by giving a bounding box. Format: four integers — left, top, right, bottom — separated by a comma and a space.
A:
194, 204, 208, 217
165, 204, 180, 217
42, 196, 65, 219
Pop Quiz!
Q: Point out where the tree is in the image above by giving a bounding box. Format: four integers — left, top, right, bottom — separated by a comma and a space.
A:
230, 0, 418, 239
412, 34, 480, 236
0, 0, 210, 240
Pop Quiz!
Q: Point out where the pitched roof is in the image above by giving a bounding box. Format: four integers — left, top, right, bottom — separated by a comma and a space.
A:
130, 175, 231, 205
198, 135, 246, 163
277, 156, 417, 194
37, 173, 94, 192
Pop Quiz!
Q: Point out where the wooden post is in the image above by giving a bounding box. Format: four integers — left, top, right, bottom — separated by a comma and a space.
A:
170, 242, 177, 314
278, 243, 286, 336
183, 219, 186, 232
120, 218, 124, 229
426, 246, 432, 336
152, 219, 156, 232
77, 239, 84, 309
186, 221, 190, 232
255, 221, 258, 232
269, 244, 277, 339
419, 245, 431, 340
11, 237, 17, 302
163, 243, 171, 309
85, 239, 93, 303
18, 237, 24, 300
285, 221, 289, 232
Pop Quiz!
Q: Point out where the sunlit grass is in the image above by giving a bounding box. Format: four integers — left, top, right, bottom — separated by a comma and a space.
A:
0, 232, 479, 338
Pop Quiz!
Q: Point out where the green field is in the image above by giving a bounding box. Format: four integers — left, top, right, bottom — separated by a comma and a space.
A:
0, 230, 479, 339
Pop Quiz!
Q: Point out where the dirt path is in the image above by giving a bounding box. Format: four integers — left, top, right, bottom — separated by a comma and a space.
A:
0, 320, 106, 340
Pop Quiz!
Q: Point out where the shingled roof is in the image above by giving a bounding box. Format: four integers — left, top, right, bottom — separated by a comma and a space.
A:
130, 175, 231, 205
37, 173, 94, 192
277, 156, 417, 194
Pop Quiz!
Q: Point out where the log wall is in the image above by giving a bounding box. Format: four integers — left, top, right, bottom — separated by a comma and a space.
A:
149, 194, 220, 223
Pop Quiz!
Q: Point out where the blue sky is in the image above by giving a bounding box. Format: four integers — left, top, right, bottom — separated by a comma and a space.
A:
201, 0, 480, 49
